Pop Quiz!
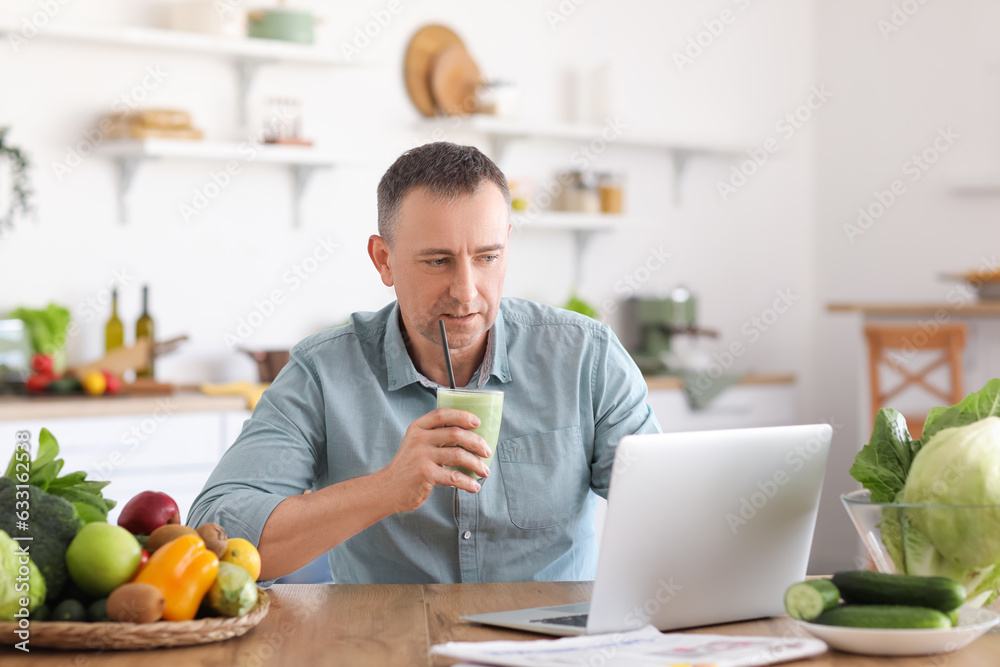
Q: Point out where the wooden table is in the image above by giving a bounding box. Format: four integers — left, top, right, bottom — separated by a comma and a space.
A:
3, 582, 999, 665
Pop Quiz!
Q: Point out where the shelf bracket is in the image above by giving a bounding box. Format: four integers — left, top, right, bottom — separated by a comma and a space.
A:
671, 149, 692, 206
570, 229, 600, 295
236, 60, 265, 128
116, 157, 143, 224
291, 164, 324, 228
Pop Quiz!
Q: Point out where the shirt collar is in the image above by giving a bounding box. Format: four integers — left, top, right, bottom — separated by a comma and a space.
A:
383, 301, 511, 391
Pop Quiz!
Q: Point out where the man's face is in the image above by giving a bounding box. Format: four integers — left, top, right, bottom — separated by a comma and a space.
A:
376, 183, 510, 351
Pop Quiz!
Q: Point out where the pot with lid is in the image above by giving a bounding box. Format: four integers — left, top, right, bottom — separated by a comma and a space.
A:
240, 349, 290, 383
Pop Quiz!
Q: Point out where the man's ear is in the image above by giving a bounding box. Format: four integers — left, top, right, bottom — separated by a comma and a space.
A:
368, 235, 394, 287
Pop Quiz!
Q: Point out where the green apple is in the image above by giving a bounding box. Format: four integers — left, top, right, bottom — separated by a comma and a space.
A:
66, 523, 142, 598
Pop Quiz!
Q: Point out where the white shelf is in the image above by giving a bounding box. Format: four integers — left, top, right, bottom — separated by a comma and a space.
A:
100, 139, 349, 166
511, 211, 619, 233
459, 115, 744, 155
510, 212, 616, 292
98, 139, 363, 227
951, 173, 1000, 194
423, 115, 744, 204
0, 20, 360, 124
0, 19, 348, 65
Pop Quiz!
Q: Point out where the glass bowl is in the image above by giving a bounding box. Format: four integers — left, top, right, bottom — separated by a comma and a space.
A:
842, 489, 1000, 605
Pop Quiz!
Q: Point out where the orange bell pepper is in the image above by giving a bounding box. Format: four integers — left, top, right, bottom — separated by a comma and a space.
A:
134, 534, 219, 621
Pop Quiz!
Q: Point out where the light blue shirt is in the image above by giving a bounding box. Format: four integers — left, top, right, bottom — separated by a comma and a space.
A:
188, 297, 660, 584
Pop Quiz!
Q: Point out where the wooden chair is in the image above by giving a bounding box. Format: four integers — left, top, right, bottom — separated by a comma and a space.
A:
864, 324, 966, 438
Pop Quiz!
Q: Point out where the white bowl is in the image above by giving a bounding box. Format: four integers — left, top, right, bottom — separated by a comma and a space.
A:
792, 607, 1000, 656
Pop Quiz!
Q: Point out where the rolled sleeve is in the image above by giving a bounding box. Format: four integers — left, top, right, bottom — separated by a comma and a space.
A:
589, 326, 661, 497
187, 347, 327, 556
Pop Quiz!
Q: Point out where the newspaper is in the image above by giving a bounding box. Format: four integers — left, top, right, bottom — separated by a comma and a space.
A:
430, 625, 827, 667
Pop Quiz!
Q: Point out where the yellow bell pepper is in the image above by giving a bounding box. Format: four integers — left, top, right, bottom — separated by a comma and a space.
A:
134, 534, 219, 621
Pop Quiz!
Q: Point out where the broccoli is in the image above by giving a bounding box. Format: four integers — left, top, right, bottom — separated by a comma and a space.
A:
0, 477, 82, 601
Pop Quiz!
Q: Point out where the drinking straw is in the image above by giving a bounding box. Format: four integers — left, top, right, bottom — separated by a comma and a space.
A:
438, 319, 457, 389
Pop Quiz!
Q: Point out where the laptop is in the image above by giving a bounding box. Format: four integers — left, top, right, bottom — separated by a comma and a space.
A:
462, 423, 832, 636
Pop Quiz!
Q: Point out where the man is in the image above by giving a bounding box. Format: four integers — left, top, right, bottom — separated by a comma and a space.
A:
188, 142, 660, 584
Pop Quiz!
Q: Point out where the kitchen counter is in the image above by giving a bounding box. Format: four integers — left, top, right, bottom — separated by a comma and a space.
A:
0, 390, 247, 421
3, 582, 997, 665
828, 301, 1000, 317
643, 372, 795, 391
0, 375, 797, 422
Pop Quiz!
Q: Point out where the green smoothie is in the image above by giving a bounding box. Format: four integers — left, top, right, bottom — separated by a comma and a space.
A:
436, 388, 504, 480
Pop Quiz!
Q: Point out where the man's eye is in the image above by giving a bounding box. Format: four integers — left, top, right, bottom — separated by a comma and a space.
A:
480, 254, 499, 262
426, 258, 448, 266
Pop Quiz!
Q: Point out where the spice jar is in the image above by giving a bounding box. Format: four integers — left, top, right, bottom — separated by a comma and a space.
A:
598, 172, 624, 214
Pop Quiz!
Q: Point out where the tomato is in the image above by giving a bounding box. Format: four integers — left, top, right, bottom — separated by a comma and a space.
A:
25, 374, 52, 394
102, 370, 123, 395
31, 354, 54, 376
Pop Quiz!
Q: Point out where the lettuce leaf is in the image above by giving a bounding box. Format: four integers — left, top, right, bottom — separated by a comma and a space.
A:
922, 378, 1000, 441
849, 409, 919, 503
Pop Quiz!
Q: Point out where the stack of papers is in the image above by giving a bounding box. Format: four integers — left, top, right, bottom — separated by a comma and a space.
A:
431, 626, 827, 667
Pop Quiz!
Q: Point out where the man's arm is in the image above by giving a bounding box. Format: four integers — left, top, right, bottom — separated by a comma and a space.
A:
590, 326, 662, 497
189, 346, 492, 581
257, 409, 491, 580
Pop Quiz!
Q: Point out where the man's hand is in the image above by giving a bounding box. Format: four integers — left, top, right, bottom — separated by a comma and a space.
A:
377, 408, 492, 513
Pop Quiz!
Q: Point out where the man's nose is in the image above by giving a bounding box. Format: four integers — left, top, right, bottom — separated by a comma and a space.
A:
450, 258, 478, 303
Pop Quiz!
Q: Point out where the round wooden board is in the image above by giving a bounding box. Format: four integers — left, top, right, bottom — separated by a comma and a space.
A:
404, 24, 464, 117
430, 44, 482, 116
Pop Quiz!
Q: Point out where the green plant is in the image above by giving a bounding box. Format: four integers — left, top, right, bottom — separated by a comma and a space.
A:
0, 127, 34, 235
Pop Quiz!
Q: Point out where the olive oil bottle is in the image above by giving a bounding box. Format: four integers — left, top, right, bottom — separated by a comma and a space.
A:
105, 288, 124, 352
135, 285, 155, 378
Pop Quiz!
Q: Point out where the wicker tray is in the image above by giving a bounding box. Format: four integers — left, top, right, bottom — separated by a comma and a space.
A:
0, 588, 270, 650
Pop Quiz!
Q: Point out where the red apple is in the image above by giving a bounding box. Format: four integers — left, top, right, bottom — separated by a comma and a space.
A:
117, 491, 181, 536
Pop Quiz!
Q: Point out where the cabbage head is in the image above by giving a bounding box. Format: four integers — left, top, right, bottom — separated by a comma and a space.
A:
0, 529, 46, 620
902, 416, 1000, 569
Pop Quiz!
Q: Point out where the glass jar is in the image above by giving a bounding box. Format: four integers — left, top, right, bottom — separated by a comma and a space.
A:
598, 172, 624, 214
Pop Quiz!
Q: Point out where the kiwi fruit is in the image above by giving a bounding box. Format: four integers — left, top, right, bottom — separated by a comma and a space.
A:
106, 583, 165, 623
196, 523, 229, 558
146, 524, 198, 552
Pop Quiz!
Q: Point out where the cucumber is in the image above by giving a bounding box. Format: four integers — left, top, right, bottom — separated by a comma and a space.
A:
813, 604, 951, 629
52, 599, 87, 622
784, 580, 840, 620
832, 570, 966, 612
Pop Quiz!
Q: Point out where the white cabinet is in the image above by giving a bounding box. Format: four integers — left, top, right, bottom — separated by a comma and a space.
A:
646, 383, 797, 432
0, 409, 250, 525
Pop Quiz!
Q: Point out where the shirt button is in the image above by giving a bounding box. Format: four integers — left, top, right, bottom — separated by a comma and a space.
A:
462, 531, 472, 540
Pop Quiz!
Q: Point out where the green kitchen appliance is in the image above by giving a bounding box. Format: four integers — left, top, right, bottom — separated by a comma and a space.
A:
624, 287, 718, 374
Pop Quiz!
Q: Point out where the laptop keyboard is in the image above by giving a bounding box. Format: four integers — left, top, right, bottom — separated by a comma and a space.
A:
530, 613, 589, 627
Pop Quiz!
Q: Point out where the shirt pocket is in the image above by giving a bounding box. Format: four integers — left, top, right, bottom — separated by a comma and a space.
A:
497, 426, 586, 530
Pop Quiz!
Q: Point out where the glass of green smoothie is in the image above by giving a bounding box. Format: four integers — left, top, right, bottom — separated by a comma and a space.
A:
436, 387, 504, 480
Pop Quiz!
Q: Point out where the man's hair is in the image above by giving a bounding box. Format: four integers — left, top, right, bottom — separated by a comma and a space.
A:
377, 142, 511, 246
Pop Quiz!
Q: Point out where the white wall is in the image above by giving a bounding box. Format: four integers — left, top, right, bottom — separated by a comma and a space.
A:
806, 0, 1000, 574
1, 1, 843, 565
